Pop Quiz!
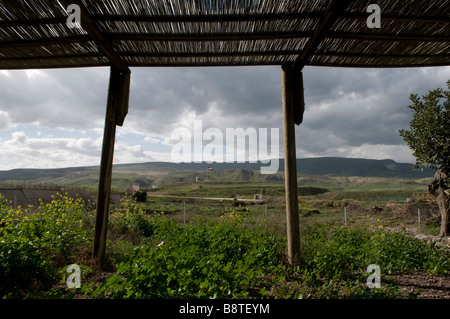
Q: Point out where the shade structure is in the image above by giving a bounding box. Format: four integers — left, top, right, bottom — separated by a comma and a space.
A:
1, 0, 449, 70
1, 0, 449, 265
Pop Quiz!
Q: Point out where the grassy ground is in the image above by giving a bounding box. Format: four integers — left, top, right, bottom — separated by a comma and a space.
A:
1, 178, 449, 299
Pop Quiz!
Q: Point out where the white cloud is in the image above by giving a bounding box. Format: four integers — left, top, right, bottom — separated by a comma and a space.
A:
0, 131, 100, 168
0, 68, 109, 130
144, 136, 163, 144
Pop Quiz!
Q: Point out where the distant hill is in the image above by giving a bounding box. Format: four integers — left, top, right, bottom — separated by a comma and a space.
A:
295, 157, 434, 178
116, 157, 435, 178
0, 157, 435, 189
152, 168, 285, 185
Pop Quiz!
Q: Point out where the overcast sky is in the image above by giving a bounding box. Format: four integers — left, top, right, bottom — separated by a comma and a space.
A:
0, 65, 449, 170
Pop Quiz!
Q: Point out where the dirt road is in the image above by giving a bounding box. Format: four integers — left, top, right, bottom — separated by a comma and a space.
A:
147, 193, 265, 203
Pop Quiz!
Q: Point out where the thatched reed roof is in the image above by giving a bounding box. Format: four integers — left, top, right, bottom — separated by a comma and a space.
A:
1, 0, 449, 70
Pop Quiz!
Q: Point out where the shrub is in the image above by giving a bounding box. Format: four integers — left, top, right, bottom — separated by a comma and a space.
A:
133, 190, 147, 202
0, 194, 91, 296
109, 195, 154, 242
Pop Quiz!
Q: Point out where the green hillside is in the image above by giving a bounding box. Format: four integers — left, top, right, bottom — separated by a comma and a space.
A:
152, 168, 284, 184
0, 157, 435, 192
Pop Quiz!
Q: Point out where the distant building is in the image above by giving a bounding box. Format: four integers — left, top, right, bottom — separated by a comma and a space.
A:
126, 183, 140, 194
254, 194, 264, 200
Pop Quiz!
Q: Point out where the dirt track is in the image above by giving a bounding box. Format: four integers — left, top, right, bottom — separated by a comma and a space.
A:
147, 193, 265, 203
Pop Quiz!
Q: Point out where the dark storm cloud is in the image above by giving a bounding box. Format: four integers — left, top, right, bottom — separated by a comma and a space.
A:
0, 65, 448, 168
125, 66, 282, 136
299, 66, 450, 159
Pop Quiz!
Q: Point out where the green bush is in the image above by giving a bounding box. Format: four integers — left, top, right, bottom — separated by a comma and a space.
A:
298, 187, 329, 196
0, 194, 91, 296
133, 190, 147, 202
109, 196, 154, 240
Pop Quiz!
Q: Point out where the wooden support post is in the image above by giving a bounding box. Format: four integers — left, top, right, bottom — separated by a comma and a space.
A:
93, 66, 130, 265
281, 64, 304, 267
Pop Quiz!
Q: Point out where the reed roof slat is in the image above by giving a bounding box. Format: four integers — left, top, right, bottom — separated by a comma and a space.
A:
0, 0, 449, 69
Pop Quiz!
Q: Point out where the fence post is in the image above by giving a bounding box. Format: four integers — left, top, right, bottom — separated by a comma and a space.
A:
184, 202, 186, 225
418, 208, 420, 224
344, 206, 347, 227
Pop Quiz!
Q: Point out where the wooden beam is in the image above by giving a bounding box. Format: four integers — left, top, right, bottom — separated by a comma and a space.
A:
314, 51, 450, 59
0, 53, 104, 61
0, 35, 91, 49
0, 60, 281, 69
120, 49, 302, 58
127, 61, 282, 67
2, 11, 447, 29
115, 70, 131, 126
328, 32, 450, 42
93, 66, 131, 265
0, 12, 320, 28
281, 63, 302, 267
106, 31, 312, 42
340, 12, 450, 24
5, 50, 448, 70
0, 17, 66, 28
292, 70, 305, 125
309, 62, 450, 68
0, 50, 299, 62
293, 0, 346, 70
59, 0, 129, 74
94, 12, 322, 23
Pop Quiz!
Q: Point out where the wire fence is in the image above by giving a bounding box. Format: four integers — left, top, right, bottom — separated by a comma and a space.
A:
0, 182, 90, 192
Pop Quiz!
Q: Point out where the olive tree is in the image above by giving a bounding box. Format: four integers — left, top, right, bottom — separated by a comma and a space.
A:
399, 80, 450, 236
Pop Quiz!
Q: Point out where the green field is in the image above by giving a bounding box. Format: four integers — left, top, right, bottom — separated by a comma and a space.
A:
1, 173, 448, 299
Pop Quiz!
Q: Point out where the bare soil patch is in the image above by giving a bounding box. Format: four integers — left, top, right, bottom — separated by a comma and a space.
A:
389, 271, 450, 299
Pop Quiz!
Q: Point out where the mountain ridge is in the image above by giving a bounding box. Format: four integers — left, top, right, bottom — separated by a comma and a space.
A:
0, 157, 435, 184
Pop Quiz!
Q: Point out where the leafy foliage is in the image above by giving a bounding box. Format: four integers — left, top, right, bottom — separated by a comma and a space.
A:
84, 215, 285, 298
2, 192, 450, 299
0, 194, 91, 294
399, 80, 450, 171
109, 196, 154, 239
303, 222, 450, 279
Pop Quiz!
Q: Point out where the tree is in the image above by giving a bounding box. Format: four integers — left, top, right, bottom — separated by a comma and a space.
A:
399, 80, 450, 236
